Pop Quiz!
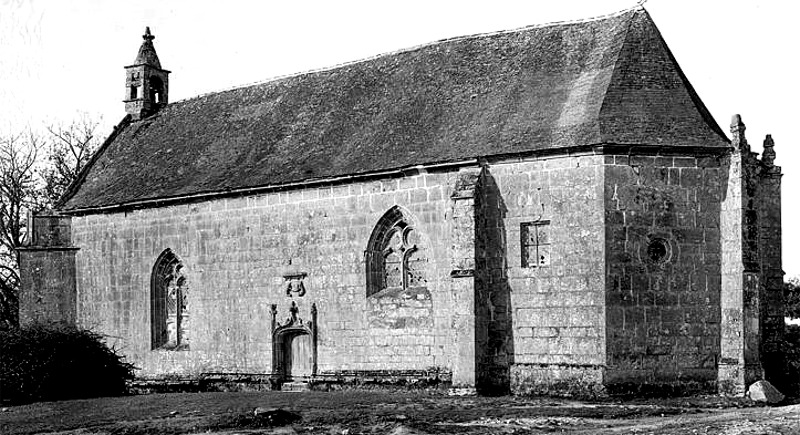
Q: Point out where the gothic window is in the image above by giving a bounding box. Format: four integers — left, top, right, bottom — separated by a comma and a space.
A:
521, 221, 551, 268
151, 249, 189, 350
366, 207, 427, 296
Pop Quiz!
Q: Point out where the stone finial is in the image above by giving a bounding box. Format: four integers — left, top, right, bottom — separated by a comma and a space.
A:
134, 27, 162, 68
762, 134, 776, 167
730, 114, 750, 153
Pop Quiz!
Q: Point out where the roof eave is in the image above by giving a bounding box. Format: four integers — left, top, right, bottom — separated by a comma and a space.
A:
59, 142, 731, 215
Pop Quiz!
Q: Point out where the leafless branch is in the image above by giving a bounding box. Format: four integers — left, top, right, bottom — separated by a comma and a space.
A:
0, 114, 102, 328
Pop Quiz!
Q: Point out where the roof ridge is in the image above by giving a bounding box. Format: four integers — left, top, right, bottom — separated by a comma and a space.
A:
173, 5, 644, 106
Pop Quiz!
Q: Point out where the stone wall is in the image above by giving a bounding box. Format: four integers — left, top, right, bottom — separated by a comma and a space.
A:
604, 154, 722, 394
71, 171, 468, 381
46, 140, 782, 395
68, 153, 609, 394
487, 154, 607, 396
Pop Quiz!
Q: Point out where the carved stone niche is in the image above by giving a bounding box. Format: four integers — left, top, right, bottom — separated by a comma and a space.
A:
270, 301, 317, 390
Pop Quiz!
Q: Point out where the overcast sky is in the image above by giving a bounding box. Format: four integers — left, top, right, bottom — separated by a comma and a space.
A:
2, 0, 799, 276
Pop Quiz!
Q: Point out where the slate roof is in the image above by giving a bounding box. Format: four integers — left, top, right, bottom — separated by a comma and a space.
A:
62, 8, 728, 211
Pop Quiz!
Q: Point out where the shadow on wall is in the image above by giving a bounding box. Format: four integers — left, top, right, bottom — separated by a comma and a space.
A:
477, 170, 514, 395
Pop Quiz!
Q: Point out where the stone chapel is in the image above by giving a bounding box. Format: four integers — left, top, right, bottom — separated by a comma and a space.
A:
19, 7, 783, 396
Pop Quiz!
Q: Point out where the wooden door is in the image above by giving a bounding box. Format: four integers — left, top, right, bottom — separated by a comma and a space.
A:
285, 333, 312, 380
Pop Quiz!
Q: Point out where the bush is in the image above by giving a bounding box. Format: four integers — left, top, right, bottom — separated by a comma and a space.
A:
772, 324, 800, 397
0, 323, 136, 404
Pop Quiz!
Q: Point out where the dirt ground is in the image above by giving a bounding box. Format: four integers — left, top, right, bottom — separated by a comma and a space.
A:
2, 391, 800, 435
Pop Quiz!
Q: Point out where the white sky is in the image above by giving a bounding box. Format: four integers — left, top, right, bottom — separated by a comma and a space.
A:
2, 0, 799, 276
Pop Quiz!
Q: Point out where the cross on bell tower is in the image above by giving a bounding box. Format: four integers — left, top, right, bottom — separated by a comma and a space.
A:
124, 27, 170, 120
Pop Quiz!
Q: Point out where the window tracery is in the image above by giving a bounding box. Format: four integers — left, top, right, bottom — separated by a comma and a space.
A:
366, 207, 427, 296
151, 249, 189, 350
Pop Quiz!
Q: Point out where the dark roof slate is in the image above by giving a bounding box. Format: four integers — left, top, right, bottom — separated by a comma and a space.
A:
62, 8, 728, 211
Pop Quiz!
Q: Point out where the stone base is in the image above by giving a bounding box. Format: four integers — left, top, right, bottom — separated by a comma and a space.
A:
448, 387, 477, 396
718, 362, 745, 396
510, 363, 605, 397
311, 369, 452, 391
281, 382, 311, 392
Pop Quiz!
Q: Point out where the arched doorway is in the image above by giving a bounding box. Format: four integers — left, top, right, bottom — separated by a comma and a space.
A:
271, 302, 317, 389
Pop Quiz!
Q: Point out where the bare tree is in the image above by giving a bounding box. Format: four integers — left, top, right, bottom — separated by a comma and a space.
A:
0, 132, 42, 329
0, 116, 101, 329
43, 115, 101, 206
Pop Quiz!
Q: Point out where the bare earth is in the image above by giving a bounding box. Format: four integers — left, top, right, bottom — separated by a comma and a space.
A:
2, 391, 799, 435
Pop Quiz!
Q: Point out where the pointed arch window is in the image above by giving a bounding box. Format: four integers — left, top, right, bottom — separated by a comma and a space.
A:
151, 249, 189, 350
366, 207, 427, 296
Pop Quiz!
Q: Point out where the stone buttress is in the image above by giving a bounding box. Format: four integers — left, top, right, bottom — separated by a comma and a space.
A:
18, 213, 78, 325
448, 167, 486, 394
718, 115, 783, 395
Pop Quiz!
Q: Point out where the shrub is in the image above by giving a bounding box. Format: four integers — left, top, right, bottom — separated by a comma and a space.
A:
0, 323, 136, 404
771, 324, 800, 397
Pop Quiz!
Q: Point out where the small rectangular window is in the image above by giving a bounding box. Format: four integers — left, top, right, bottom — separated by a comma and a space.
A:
521, 221, 551, 268
130, 85, 138, 99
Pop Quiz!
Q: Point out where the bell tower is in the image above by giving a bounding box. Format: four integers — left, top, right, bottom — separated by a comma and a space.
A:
124, 27, 170, 120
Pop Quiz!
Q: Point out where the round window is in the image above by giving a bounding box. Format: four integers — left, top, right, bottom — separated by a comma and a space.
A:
646, 238, 670, 264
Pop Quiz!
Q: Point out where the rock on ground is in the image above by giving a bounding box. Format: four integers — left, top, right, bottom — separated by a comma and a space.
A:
387, 425, 430, 435
252, 407, 302, 426
747, 380, 785, 404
